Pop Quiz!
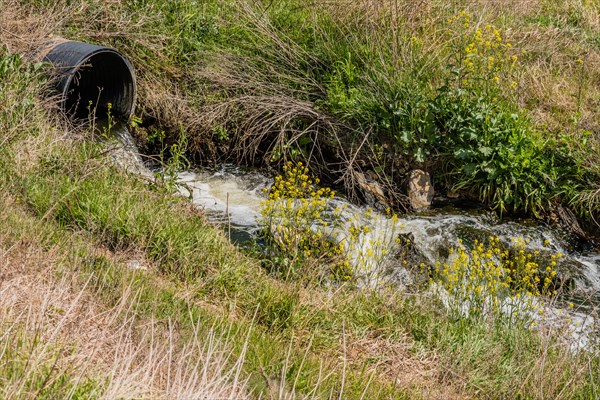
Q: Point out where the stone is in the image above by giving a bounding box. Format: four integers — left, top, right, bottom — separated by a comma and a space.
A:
407, 170, 434, 210
355, 171, 388, 207
446, 190, 460, 199
556, 206, 587, 239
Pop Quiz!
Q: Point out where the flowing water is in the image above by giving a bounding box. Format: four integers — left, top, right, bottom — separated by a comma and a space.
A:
176, 167, 600, 295
178, 167, 600, 350
112, 126, 599, 351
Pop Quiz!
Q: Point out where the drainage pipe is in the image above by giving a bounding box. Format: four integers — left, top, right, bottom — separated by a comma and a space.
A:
37, 39, 136, 120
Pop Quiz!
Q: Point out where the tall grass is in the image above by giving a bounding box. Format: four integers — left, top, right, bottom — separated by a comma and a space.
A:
4, 0, 600, 220
1, 3, 600, 399
0, 238, 250, 399
0, 49, 411, 399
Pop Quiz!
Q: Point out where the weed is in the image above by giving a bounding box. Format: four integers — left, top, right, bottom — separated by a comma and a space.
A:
259, 162, 405, 284
259, 161, 350, 282
147, 127, 191, 195
431, 236, 559, 326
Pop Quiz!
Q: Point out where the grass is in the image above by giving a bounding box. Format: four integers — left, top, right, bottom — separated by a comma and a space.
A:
3, 0, 597, 216
0, 211, 251, 399
1, 2, 600, 399
3, 0, 599, 222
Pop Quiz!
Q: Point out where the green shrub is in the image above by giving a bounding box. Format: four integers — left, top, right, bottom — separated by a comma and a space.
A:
430, 87, 558, 216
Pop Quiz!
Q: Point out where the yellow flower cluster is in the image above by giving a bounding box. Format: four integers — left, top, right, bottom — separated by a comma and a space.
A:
448, 10, 472, 29
266, 161, 333, 201
259, 162, 399, 283
341, 209, 401, 281
433, 236, 559, 321
448, 11, 520, 90
259, 162, 350, 281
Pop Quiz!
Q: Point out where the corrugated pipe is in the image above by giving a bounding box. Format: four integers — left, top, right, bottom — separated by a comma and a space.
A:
37, 39, 136, 121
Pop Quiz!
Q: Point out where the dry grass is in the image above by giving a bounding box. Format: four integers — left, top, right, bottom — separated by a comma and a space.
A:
0, 0, 375, 194
313, 0, 600, 133
3, 0, 599, 153
0, 223, 250, 399
522, 332, 593, 399
344, 331, 474, 400
0, 0, 70, 54
190, 2, 340, 167
3, 0, 599, 188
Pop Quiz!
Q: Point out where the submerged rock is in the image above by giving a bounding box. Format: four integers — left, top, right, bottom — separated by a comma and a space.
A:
407, 169, 434, 210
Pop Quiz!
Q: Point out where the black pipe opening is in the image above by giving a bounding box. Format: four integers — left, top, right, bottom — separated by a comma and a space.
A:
64, 51, 135, 119
44, 41, 136, 120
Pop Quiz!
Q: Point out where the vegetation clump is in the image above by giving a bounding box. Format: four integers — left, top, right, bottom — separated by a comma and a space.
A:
433, 236, 560, 324
6, 0, 599, 224
259, 162, 404, 284
259, 161, 350, 282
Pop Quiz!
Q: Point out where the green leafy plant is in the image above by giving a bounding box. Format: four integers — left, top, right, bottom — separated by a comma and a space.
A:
430, 87, 559, 216
148, 128, 190, 195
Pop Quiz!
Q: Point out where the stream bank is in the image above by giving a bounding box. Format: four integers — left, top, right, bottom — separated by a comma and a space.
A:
112, 121, 600, 351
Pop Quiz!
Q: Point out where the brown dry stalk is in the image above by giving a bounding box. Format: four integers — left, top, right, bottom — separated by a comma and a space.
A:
0, 233, 250, 399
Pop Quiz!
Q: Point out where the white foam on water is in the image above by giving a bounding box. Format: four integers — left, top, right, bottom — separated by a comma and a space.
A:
175, 167, 600, 298
177, 167, 269, 228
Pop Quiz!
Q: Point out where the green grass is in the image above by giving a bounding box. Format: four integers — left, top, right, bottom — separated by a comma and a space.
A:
1, 5, 600, 400
9, 0, 598, 220
90, 0, 600, 220
2, 122, 598, 398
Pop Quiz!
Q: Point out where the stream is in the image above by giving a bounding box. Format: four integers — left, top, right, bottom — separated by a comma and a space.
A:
113, 125, 599, 351
176, 167, 600, 293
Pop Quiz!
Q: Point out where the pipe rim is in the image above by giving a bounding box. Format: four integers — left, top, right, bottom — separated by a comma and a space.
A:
50, 44, 136, 120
